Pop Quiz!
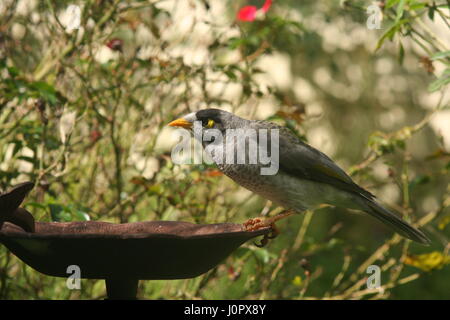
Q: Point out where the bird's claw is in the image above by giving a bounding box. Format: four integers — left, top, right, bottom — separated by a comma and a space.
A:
254, 224, 279, 247
255, 236, 269, 248
243, 210, 294, 247
243, 217, 267, 231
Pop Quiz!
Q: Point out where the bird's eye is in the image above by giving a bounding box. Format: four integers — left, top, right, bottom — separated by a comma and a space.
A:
206, 119, 215, 128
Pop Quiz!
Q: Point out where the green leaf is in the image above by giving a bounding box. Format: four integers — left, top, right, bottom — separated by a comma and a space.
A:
428, 77, 450, 92
398, 41, 405, 65
25, 202, 47, 211
48, 203, 89, 222
428, 5, 436, 20
409, 175, 431, 190
224, 68, 237, 81
438, 215, 450, 230
395, 0, 406, 23
227, 37, 246, 50
431, 51, 450, 60
409, 2, 427, 10
428, 69, 450, 92
248, 246, 275, 263
30, 81, 58, 105
375, 20, 407, 51
49, 203, 65, 222
386, 0, 400, 9
74, 209, 90, 221
11, 140, 23, 156
7, 65, 20, 78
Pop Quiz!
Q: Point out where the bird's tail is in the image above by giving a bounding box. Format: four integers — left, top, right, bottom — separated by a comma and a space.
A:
361, 198, 431, 245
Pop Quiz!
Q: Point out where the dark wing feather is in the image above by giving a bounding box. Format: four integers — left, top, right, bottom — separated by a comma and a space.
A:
276, 127, 375, 199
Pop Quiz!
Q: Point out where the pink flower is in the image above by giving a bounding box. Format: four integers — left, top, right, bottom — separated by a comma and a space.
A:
237, 0, 272, 22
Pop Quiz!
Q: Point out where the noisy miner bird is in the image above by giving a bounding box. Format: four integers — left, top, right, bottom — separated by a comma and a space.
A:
168, 108, 430, 245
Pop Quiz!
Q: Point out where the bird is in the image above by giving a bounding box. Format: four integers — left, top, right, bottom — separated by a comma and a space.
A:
168, 108, 431, 245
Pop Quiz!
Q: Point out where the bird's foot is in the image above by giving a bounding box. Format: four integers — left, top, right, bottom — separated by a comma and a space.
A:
243, 210, 295, 247
243, 209, 295, 232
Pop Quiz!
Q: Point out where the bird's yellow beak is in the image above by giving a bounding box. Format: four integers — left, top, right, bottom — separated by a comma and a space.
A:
168, 118, 193, 129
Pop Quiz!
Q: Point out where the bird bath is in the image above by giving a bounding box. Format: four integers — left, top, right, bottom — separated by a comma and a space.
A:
0, 182, 271, 299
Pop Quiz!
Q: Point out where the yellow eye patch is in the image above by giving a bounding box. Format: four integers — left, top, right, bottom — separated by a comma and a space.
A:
206, 119, 215, 128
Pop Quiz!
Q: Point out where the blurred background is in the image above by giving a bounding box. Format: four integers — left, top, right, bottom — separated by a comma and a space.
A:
0, 0, 449, 299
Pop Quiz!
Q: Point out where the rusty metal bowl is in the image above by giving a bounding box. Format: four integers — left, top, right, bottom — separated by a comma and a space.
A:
0, 182, 270, 299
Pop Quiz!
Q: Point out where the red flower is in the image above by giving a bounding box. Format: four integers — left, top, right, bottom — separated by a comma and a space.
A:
106, 38, 123, 52
237, 0, 272, 22
261, 0, 272, 12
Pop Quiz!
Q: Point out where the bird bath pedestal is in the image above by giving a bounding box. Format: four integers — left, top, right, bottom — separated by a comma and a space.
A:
0, 182, 271, 299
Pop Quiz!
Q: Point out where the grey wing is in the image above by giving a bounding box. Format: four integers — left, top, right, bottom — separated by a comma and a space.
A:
275, 126, 375, 200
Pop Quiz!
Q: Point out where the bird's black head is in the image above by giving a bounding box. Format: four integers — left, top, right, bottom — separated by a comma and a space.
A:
195, 108, 233, 132
168, 108, 246, 133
